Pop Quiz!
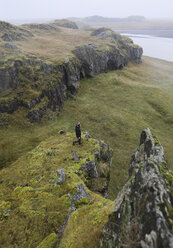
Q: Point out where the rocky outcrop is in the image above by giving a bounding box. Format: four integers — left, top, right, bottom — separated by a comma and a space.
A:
0, 130, 113, 247
81, 140, 113, 197
0, 21, 33, 41
53, 19, 78, 29
0, 28, 142, 123
100, 128, 173, 248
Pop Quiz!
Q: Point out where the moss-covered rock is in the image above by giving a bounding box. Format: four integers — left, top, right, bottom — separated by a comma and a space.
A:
0, 132, 113, 248
0, 21, 33, 41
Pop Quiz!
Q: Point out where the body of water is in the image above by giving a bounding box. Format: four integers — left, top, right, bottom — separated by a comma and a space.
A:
122, 33, 173, 62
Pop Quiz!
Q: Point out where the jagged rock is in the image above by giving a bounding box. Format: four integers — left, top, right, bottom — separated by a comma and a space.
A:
100, 128, 173, 248
84, 131, 91, 138
82, 159, 99, 178
81, 141, 113, 196
27, 106, 48, 124
69, 184, 91, 212
54, 168, 66, 184
72, 150, 80, 162
59, 130, 65, 135
57, 184, 90, 245
3, 209, 11, 215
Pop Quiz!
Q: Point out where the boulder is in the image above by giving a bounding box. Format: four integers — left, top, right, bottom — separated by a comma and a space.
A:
55, 168, 66, 184
70, 184, 91, 212
81, 141, 113, 196
72, 150, 80, 162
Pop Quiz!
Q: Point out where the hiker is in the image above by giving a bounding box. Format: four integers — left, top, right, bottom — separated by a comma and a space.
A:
73, 122, 81, 145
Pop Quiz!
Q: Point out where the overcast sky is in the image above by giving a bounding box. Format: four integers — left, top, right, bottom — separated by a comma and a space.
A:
1, 0, 173, 21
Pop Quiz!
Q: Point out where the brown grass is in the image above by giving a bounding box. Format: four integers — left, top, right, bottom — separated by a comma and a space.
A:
14, 27, 99, 61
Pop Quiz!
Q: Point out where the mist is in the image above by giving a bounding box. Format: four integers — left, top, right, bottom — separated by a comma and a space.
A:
1, 0, 173, 21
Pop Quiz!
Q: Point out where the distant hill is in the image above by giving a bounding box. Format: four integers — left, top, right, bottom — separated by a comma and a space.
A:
68, 15, 146, 23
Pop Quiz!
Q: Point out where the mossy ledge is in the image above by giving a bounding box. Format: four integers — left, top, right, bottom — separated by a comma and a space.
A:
100, 128, 173, 248
0, 25, 143, 124
0, 132, 113, 248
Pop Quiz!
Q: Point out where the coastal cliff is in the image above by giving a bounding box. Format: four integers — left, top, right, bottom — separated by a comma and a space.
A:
0, 23, 143, 123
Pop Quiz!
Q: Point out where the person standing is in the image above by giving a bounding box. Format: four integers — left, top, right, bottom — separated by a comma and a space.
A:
73, 122, 81, 145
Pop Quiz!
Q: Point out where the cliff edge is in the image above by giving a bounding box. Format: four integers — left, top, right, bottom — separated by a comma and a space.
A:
0, 24, 143, 124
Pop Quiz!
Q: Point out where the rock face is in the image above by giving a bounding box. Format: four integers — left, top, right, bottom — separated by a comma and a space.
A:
100, 128, 173, 248
0, 27, 142, 123
81, 141, 113, 197
70, 184, 91, 211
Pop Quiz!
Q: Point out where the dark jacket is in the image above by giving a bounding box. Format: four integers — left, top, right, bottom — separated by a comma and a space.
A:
75, 125, 81, 138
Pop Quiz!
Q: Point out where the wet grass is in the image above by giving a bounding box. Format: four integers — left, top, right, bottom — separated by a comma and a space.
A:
0, 56, 173, 199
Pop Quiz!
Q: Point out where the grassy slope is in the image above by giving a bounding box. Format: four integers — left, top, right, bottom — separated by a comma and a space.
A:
1, 26, 100, 62
0, 23, 100, 63
1, 56, 173, 200
0, 132, 113, 248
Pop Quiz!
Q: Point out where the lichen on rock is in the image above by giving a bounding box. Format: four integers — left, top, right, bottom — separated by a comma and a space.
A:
100, 128, 173, 248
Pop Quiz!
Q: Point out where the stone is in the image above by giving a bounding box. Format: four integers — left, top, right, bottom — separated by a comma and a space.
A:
81, 141, 113, 196
100, 128, 173, 248
3, 209, 11, 215
82, 159, 98, 178
64, 57, 69, 63
72, 150, 80, 162
84, 131, 91, 138
55, 168, 66, 184
69, 184, 91, 212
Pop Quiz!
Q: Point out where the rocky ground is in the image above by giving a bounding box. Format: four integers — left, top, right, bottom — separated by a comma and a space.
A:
0, 127, 172, 247
0, 131, 113, 248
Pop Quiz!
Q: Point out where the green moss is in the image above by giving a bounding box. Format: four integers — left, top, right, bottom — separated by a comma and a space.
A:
0, 132, 112, 247
0, 200, 11, 221
59, 199, 113, 248
159, 162, 173, 186
36, 233, 57, 248
129, 176, 135, 183
74, 197, 90, 208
